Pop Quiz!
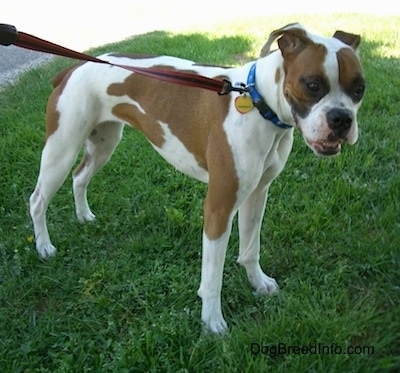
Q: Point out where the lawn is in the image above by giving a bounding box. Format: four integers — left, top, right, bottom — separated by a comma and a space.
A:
0, 13, 399, 372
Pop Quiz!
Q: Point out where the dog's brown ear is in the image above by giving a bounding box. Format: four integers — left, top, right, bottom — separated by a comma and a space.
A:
333, 30, 361, 50
260, 23, 310, 58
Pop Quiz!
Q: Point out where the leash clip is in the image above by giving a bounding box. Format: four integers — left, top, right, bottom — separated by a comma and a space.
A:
219, 79, 250, 95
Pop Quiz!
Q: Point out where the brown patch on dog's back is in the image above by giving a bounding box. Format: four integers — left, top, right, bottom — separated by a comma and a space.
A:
108, 66, 238, 239
107, 67, 230, 170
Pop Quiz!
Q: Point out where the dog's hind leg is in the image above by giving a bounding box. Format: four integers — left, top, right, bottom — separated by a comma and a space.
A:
30, 131, 85, 258
73, 121, 124, 222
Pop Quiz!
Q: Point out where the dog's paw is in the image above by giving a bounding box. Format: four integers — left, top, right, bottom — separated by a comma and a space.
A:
37, 243, 57, 258
253, 274, 279, 296
248, 268, 279, 296
77, 210, 96, 223
203, 316, 228, 335
200, 298, 229, 334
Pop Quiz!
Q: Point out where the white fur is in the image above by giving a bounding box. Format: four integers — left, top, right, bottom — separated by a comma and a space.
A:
29, 25, 364, 334
154, 121, 209, 183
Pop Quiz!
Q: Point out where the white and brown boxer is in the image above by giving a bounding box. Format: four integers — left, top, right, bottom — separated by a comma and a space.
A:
29, 23, 365, 333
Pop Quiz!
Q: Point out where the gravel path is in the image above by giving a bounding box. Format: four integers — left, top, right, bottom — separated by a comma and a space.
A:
0, 45, 53, 88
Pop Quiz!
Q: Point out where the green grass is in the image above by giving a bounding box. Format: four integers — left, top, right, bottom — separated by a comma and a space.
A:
0, 13, 399, 372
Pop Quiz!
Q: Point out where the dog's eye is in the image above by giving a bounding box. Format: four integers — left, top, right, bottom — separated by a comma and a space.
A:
306, 82, 320, 92
353, 84, 365, 99
348, 77, 366, 102
301, 76, 329, 100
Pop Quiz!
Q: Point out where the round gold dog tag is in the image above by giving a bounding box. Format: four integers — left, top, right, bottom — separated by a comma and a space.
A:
235, 95, 253, 114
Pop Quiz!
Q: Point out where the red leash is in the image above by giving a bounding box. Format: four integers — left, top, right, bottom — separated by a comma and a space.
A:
0, 23, 240, 95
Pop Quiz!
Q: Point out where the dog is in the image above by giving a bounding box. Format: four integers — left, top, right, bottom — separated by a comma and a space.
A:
29, 24, 365, 333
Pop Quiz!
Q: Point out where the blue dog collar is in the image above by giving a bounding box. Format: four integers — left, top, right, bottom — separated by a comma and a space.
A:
247, 63, 292, 129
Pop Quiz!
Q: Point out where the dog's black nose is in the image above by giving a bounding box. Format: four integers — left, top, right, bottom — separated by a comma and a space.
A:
327, 108, 353, 139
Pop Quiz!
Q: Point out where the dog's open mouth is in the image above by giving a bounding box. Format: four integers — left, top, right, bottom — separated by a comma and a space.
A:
307, 139, 342, 156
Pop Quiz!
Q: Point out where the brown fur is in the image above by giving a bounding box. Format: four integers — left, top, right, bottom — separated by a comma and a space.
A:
107, 68, 236, 239
281, 43, 328, 117
337, 48, 365, 102
46, 63, 84, 140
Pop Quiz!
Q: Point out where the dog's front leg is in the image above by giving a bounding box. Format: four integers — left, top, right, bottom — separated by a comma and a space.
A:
237, 179, 278, 295
198, 228, 231, 334
197, 179, 236, 334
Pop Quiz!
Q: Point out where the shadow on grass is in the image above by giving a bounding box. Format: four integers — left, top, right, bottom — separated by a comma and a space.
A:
90, 30, 255, 66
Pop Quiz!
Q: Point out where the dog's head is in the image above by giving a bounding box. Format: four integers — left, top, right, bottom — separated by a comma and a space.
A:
261, 24, 366, 156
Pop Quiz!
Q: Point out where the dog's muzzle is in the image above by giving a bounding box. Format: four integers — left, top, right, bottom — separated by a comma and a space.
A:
302, 107, 355, 156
